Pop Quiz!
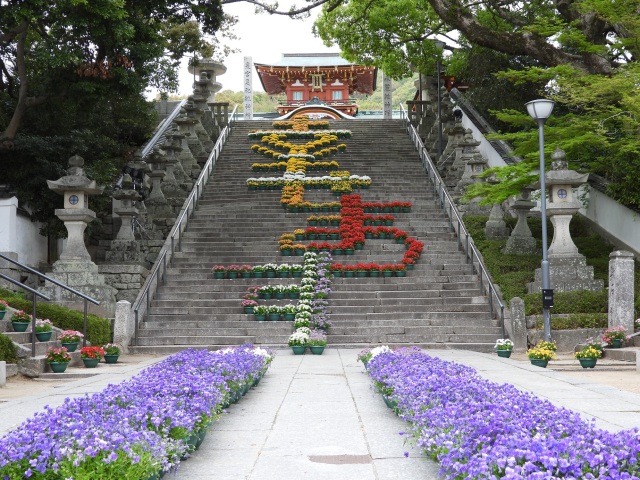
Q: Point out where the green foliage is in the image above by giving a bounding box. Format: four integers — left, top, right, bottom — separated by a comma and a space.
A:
0, 293, 111, 346
525, 291, 608, 315
0, 333, 18, 364
535, 313, 608, 330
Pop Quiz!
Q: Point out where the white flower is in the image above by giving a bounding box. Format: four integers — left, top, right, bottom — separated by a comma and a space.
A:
296, 327, 311, 335
370, 345, 391, 359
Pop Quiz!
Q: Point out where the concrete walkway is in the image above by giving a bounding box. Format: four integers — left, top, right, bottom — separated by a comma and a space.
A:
2, 349, 640, 479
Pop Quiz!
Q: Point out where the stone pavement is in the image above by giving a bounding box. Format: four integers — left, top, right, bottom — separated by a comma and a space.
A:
2, 349, 640, 479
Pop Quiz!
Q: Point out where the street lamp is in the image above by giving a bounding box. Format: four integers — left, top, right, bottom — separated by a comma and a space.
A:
525, 98, 555, 342
434, 40, 445, 158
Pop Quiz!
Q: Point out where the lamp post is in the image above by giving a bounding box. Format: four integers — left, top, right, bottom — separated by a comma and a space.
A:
434, 40, 445, 158
525, 98, 555, 342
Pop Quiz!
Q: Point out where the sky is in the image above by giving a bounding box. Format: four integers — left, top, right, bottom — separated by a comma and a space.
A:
170, 3, 336, 96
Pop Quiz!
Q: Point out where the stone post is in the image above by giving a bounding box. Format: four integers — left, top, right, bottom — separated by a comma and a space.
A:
0, 361, 6, 387
485, 203, 510, 239
509, 297, 528, 351
608, 250, 635, 331
382, 73, 392, 120
243, 56, 253, 120
113, 300, 133, 353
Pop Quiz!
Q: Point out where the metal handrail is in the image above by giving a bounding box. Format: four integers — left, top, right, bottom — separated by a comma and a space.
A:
0, 253, 99, 351
141, 99, 188, 158
399, 104, 506, 336
0, 273, 50, 358
131, 104, 239, 344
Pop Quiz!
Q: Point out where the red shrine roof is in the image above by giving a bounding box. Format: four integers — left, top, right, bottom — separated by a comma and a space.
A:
255, 53, 377, 96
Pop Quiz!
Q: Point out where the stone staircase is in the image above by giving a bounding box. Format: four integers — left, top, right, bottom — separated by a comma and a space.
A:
132, 119, 502, 353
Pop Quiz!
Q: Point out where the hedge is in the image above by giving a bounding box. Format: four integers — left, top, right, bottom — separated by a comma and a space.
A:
0, 291, 111, 346
524, 290, 608, 315
0, 333, 18, 364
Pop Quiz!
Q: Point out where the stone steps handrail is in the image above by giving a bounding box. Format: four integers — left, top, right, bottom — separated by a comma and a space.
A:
140, 99, 188, 158
0, 252, 99, 356
131, 105, 238, 345
399, 104, 506, 336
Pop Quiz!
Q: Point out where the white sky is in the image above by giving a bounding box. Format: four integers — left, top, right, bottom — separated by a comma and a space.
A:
174, 4, 335, 96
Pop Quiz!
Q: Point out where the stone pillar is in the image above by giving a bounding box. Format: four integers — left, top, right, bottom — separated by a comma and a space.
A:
42, 155, 117, 317
0, 361, 6, 387
382, 73, 392, 120
504, 187, 537, 255
509, 297, 528, 351
243, 56, 253, 120
174, 115, 200, 179
113, 300, 133, 353
608, 250, 635, 331
485, 203, 510, 239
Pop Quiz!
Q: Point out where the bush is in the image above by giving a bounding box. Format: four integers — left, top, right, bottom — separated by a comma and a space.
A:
534, 313, 608, 330
524, 290, 608, 315
0, 333, 18, 364
0, 293, 111, 346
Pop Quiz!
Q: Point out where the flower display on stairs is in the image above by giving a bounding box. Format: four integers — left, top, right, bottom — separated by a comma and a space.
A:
214, 119, 425, 348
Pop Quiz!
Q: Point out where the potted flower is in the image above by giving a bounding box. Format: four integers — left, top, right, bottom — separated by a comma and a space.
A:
10, 309, 31, 332
34, 318, 54, 342
46, 347, 72, 373
357, 348, 372, 368
253, 305, 268, 321
288, 329, 309, 355
527, 342, 556, 368
242, 299, 258, 314
227, 265, 242, 279
0, 299, 7, 320
80, 346, 105, 368
211, 265, 226, 279
494, 338, 514, 358
240, 265, 253, 278
58, 330, 84, 352
602, 326, 628, 348
252, 265, 265, 278
281, 304, 297, 321
575, 345, 602, 368
308, 329, 327, 355
103, 343, 122, 364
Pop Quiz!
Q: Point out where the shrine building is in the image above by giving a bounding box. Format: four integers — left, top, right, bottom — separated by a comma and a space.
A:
254, 53, 377, 117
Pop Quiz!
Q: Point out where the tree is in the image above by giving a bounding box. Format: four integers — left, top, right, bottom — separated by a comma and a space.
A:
0, 0, 225, 148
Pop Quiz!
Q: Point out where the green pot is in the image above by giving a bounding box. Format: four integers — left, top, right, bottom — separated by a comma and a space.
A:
253, 271, 264, 278
283, 313, 295, 321
49, 361, 69, 373
496, 350, 512, 358
213, 272, 225, 279
530, 358, 549, 368
268, 313, 281, 321
255, 314, 267, 321
344, 249, 354, 255
611, 339, 623, 348
395, 271, 407, 277
382, 271, 393, 277
291, 345, 306, 355
11, 321, 30, 332
82, 357, 100, 368
35, 331, 53, 342
104, 354, 119, 364
61, 341, 79, 352
0, 310, 5, 320
244, 307, 255, 314
578, 357, 597, 368
309, 345, 325, 355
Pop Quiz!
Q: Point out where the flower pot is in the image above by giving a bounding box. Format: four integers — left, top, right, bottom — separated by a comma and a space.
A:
496, 350, 512, 358
406, 264, 414, 271
104, 354, 120, 364
332, 271, 342, 277
356, 271, 367, 277
281, 250, 292, 256
253, 271, 264, 278
283, 313, 295, 321
82, 357, 100, 368
268, 313, 281, 321
578, 358, 597, 369
370, 270, 380, 277
383, 396, 398, 410
355, 244, 364, 250
241, 272, 252, 278
291, 345, 306, 355
213, 272, 225, 279
292, 271, 303, 278
243, 307, 255, 314
11, 321, 30, 332
395, 271, 407, 277
275, 293, 285, 300
344, 249, 354, 255
61, 342, 79, 352
382, 271, 393, 277
611, 339, 622, 348
530, 359, 549, 368
0, 310, 5, 320
309, 345, 325, 355
294, 249, 305, 256
265, 272, 276, 278
262, 293, 272, 300
332, 248, 343, 255
254, 314, 267, 321
227, 272, 239, 279
48, 361, 69, 373
288, 292, 300, 299
344, 271, 355, 278
35, 331, 53, 342
277, 271, 290, 278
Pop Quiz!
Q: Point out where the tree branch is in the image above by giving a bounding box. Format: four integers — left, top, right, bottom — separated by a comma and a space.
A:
222, 0, 343, 16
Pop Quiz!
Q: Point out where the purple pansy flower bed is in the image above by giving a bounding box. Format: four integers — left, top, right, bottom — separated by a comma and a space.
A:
366, 348, 640, 479
0, 346, 272, 479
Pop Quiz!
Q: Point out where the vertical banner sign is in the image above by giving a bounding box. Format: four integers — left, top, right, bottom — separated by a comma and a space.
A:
244, 57, 253, 120
382, 73, 392, 119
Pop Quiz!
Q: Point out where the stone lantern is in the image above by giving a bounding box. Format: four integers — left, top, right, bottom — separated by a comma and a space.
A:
504, 187, 537, 254
46, 155, 103, 262
527, 149, 604, 293
43, 155, 117, 316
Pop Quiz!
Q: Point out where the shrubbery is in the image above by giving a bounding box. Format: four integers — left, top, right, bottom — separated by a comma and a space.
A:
0, 290, 111, 346
0, 333, 18, 364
